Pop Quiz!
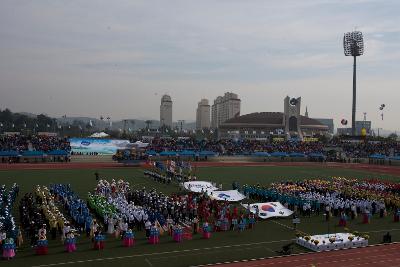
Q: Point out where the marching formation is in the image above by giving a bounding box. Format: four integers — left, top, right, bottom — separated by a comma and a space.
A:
0, 176, 260, 260
3, 171, 400, 261
243, 177, 400, 226
0, 184, 19, 260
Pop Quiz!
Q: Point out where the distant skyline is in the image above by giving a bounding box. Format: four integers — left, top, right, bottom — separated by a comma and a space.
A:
0, 0, 399, 131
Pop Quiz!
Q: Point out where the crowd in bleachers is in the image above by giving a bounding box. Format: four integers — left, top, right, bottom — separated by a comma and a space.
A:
145, 138, 325, 155
0, 134, 398, 161
0, 135, 71, 153
143, 137, 399, 158
145, 138, 221, 153
222, 139, 325, 155
332, 141, 400, 158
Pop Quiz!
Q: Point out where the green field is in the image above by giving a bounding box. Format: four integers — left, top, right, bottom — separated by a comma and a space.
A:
1, 165, 400, 267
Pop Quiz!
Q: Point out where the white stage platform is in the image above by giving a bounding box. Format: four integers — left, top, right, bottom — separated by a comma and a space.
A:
296, 233, 368, 252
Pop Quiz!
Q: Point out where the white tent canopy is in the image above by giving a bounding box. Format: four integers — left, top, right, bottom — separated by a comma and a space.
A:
133, 140, 149, 148
89, 132, 109, 138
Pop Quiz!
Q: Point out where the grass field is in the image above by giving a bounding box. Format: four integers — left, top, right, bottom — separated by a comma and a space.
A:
1, 165, 400, 267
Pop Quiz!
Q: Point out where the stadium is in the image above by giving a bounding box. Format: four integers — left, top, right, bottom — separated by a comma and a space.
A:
1, 2, 400, 267
1, 119, 400, 267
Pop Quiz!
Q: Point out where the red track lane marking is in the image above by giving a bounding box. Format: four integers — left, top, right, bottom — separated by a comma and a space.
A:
345, 258, 400, 267
210, 244, 400, 267
295, 252, 400, 267
0, 161, 400, 177
246, 251, 399, 267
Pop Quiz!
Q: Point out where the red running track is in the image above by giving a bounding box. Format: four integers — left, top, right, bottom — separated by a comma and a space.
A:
210, 243, 400, 267
192, 161, 400, 177
0, 161, 400, 177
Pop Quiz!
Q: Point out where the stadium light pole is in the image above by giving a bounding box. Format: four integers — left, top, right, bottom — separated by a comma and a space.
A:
344, 31, 364, 136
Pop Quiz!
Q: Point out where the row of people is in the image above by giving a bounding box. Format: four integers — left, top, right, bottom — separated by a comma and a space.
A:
242, 178, 400, 224
49, 184, 93, 236
0, 184, 19, 240
143, 137, 400, 157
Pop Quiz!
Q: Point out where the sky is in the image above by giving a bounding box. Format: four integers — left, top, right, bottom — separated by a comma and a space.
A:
0, 0, 399, 131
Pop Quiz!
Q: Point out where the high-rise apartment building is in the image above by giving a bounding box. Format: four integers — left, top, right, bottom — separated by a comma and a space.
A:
160, 94, 172, 128
211, 92, 241, 129
196, 99, 211, 130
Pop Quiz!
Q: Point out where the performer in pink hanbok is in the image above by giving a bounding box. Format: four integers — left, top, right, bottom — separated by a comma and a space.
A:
123, 229, 135, 247
36, 225, 48, 255
173, 224, 183, 243
148, 224, 160, 244
65, 230, 78, 252
2, 238, 16, 260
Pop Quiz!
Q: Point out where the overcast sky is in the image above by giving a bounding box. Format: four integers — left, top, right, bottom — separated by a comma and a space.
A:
0, 0, 399, 130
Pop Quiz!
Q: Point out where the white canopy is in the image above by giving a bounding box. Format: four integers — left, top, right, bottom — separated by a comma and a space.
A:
133, 141, 149, 148
89, 132, 109, 138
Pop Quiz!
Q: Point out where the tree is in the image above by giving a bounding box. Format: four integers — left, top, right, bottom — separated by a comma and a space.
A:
145, 120, 152, 129
130, 120, 135, 131
388, 133, 398, 141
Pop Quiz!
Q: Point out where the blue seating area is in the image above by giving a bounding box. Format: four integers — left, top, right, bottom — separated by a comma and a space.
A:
0, 150, 19, 157
21, 150, 45, 157
308, 152, 325, 158
146, 150, 217, 157
0, 149, 69, 157
47, 150, 69, 156
369, 154, 386, 159
179, 150, 196, 156
0, 150, 69, 164
390, 155, 400, 161
289, 152, 306, 158
252, 151, 270, 157
270, 151, 289, 157
159, 151, 178, 156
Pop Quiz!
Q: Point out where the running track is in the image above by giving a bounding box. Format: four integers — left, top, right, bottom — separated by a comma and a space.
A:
1, 161, 400, 177
207, 243, 400, 267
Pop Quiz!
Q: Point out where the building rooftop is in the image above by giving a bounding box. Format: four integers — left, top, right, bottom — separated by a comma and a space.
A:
161, 94, 172, 102
221, 112, 326, 126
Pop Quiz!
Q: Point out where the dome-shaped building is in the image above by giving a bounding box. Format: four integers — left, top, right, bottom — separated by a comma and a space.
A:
218, 96, 328, 140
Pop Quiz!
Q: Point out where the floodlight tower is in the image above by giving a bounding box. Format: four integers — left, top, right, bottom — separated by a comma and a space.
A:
344, 31, 364, 136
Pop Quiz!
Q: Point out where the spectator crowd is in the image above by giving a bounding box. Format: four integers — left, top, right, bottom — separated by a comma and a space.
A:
145, 138, 325, 155
332, 141, 400, 158
0, 134, 398, 161
143, 137, 399, 158
0, 135, 71, 153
